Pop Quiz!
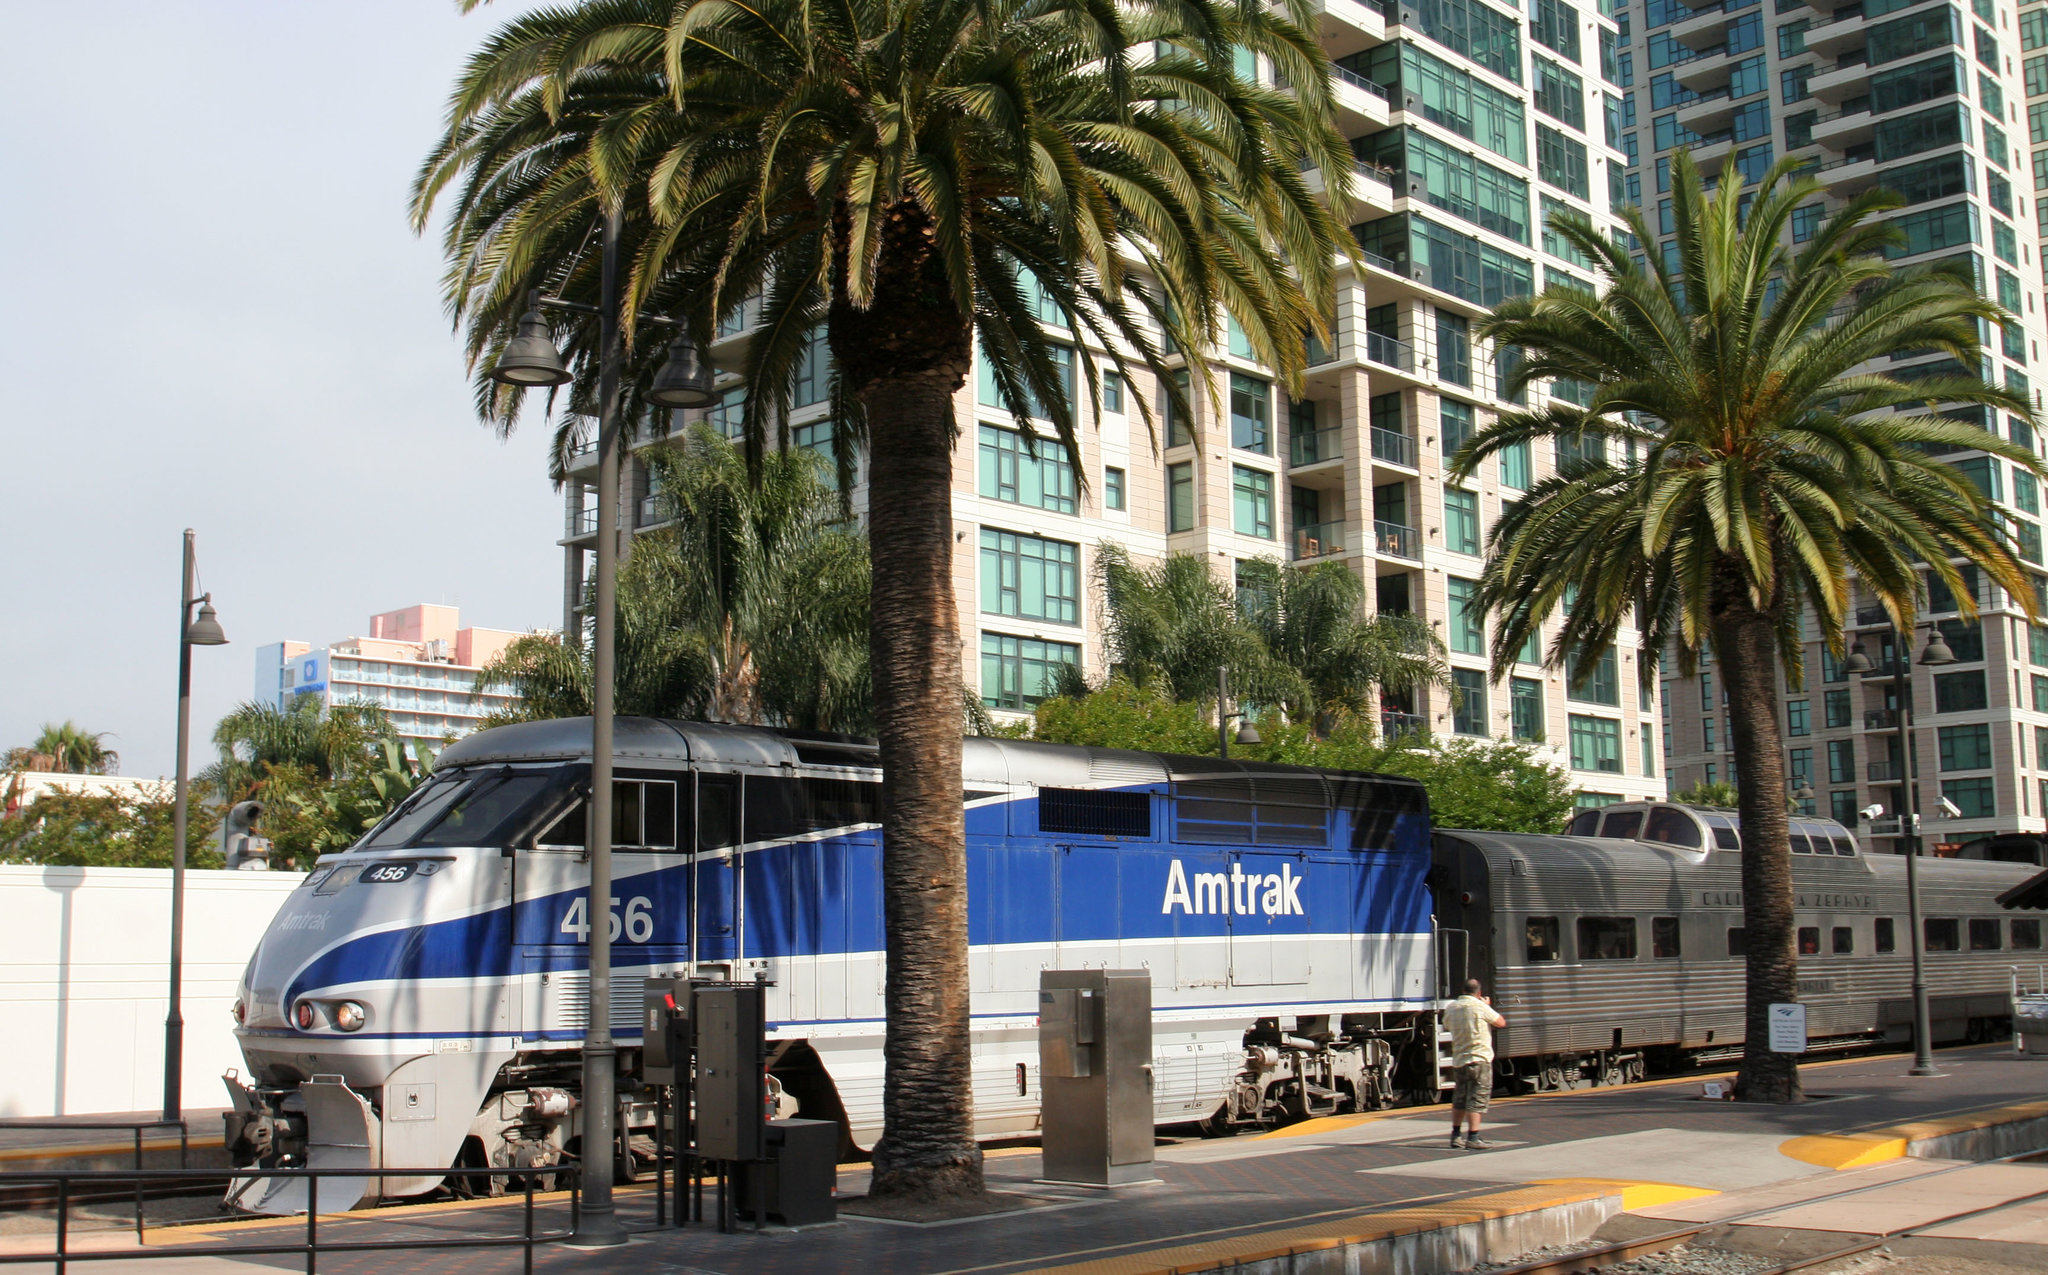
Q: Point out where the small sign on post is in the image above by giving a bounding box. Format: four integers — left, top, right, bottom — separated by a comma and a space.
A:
1768, 1002, 1808, 1053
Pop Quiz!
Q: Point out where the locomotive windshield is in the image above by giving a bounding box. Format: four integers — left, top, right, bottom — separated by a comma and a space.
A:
353, 767, 574, 851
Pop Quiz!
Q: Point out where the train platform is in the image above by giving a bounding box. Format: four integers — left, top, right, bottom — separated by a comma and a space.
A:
0, 1109, 225, 1173
12, 1043, 2048, 1274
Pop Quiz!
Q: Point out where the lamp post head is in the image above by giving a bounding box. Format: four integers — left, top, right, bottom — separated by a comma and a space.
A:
646, 334, 717, 408
1918, 629, 1957, 666
1235, 720, 1261, 747
490, 310, 574, 387
1842, 643, 1874, 675
187, 599, 228, 647
1792, 780, 1815, 802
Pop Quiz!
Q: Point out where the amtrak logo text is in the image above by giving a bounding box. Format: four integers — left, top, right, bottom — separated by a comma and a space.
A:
1161, 859, 1305, 916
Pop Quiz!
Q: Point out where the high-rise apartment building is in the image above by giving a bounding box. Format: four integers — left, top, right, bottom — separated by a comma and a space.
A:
255, 605, 529, 750
560, 0, 1668, 807
1640, 0, 2048, 846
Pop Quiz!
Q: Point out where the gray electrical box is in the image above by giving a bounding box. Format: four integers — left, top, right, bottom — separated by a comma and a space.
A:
695, 982, 768, 1162
1038, 969, 1157, 1187
642, 977, 692, 1084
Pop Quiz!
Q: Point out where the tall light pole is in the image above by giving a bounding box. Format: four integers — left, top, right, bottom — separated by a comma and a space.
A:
1844, 621, 1955, 1077
165, 529, 228, 1124
489, 208, 713, 1246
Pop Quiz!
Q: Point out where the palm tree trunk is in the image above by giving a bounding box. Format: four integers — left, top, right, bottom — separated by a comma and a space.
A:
1713, 579, 1802, 1103
832, 200, 984, 1205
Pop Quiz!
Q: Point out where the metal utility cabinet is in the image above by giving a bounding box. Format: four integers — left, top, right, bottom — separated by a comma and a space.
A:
1037, 969, 1158, 1187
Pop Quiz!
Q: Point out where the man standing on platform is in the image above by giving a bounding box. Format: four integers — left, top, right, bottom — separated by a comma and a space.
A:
1447, 978, 1506, 1149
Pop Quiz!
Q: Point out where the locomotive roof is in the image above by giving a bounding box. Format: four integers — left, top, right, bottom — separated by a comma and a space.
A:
435, 716, 1428, 802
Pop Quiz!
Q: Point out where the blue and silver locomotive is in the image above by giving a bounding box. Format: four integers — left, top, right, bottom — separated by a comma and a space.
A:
224, 718, 1438, 1211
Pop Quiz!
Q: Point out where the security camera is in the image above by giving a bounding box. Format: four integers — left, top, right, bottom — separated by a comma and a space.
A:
1939, 797, 1963, 819
1859, 803, 1886, 821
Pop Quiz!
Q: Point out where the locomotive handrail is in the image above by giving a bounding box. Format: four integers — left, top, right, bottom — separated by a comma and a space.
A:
0, 1163, 581, 1275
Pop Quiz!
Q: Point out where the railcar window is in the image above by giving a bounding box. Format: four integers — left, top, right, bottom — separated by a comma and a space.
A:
1876, 917, 1896, 953
1039, 787, 1152, 837
1789, 830, 1812, 854
1577, 916, 1638, 960
1970, 918, 2003, 950
699, 777, 740, 851
1925, 918, 1961, 952
1727, 927, 1746, 957
1833, 926, 1854, 954
1603, 810, 1644, 839
1644, 806, 1704, 848
537, 779, 683, 849
1703, 815, 1740, 850
1652, 916, 1681, 958
1798, 926, 1821, 955
2015, 918, 2043, 949
1567, 809, 1602, 836
415, 774, 557, 847
361, 776, 472, 848
743, 775, 884, 840
1831, 835, 1857, 856
1527, 916, 1561, 962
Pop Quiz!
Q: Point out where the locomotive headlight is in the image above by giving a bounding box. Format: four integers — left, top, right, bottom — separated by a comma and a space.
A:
333, 1001, 366, 1032
233, 999, 246, 1026
294, 1001, 316, 1030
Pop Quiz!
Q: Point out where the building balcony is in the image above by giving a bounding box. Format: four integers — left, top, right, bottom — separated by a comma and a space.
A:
1303, 157, 1399, 217
1853, 604, 1891, 628
1290, 425, 1344, 467
1801, 10, 1873, 58
1303, 0, 1389, 58
567, 437, 600, 473
1809, 147, 1881, 195
1676, 88, 1737, 132
1669, 3, 1730, 51
1370, 425, 1417, 468
1331, 63, 1394, 132
1685, 132, 1736, 167
637, 495, 670, 526
1810, 100, 1875, 149
1364, 328, 1414, 372
568, 508, 598, 537
1292, 520, 1353, 561
1807, 55, 1873, 103
1672, 47, 1735, 93
1374, 520, 1421, 560
1864, 708, 1900, 729
1867, 760, 1911, 782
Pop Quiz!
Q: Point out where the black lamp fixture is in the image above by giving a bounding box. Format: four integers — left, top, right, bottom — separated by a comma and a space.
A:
187, 601, 228, 647
490, 307, 575, 387
646, 333, 718, 408
1840, 642, 1873, 675
1791, 779, 1815, 802
1918, 627, 1957, 667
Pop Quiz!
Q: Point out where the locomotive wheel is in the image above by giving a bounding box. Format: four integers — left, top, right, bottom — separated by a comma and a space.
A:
1601, 1065, 1624, 1088
1541, 1065, 1563, 1091
1625, 1057, 1646, 1083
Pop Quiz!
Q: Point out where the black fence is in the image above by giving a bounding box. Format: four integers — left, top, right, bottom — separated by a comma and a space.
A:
0, 1164, 579, 1275
0, 1119, 190, 1242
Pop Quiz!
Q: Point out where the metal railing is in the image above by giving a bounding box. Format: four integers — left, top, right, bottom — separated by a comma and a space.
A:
1867, 760, 1909, 781
1291, 521, 1348, 560
0, 1121, 188, 1243
1364, 330, 1414, 371
569, 508, 598, 535
1290, 426, 1343, 465
1375, 520, 1420, 559
1865, 708, 1899, 729
0, 1164, 579, 1275
1381, 710, 1427, 738
1371, 426, 1416, 466
1332, 63, 1393, 99
638, 494, 669, 525
1854, 604, 1890, 626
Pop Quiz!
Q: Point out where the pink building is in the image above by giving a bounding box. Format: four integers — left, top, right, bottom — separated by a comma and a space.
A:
255, 605, 533, 747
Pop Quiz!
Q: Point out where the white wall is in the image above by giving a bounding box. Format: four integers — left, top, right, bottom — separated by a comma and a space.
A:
0, 865, 301, 1117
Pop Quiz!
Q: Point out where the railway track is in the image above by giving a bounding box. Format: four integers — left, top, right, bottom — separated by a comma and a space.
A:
1485, 1147, 2048, 1275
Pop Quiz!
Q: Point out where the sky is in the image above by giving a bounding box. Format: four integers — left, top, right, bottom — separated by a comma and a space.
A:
1, 2, 569, 779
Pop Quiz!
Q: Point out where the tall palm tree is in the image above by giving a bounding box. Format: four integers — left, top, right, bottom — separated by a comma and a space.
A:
1096, 543, 1295, 706
11, 722, 120, 775
1452, 151, 2043, 1102
203, 697, 396, 801
416, 0, 1352, 1203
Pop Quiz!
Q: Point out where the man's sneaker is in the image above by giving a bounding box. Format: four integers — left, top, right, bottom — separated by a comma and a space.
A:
1464, 1137, 1495, 1150
1448, 1134, 1465, 1149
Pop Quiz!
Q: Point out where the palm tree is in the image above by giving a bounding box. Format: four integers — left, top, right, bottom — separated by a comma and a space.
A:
1097, 543, 1295, 706
474, 427, 869, 730
415, 0, 1353, 1204
1232, 557, 1447, 727
9, 722, 120, 775
1452, 151, 2043, 1102
203, 696, 397, 801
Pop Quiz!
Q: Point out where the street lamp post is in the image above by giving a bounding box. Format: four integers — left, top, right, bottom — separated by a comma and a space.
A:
165, 529, 228, 1124
488, 208, 713, 1246
1217, 666, 1262, 759
1843, 622, 1955, 1078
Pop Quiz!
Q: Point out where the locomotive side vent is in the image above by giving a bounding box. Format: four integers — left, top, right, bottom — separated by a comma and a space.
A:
1038, 787, 1153, 838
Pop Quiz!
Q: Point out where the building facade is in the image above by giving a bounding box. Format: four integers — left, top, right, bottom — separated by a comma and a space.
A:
255, 605, 528, 750
1639, 0, 2048, 846
560, 1, 1669, 807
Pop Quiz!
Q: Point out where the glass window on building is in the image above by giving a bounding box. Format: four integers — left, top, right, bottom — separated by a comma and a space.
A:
793, 325, 832, 406
1164, 368, 1193, 446
1445, 487, 1481, 554
1832, 790, 1860, 825
1512, 676, 1545, 741
1453, 668, 1490, 735
1168, 461, 1195, 531
1570, 714, 1622, 771
1103, 372, 1123, 414
981, 633, 1080, 710
1535, 0, 1582, 62
1943, 776, 1997, 818
1449, 576, 1485, 654
1230, 373, 1271, 453
1642, 721, 1657, 775
1233, 465, 1275, 538
979, 424, 1078, 513
1569, 645, 1621, 705
1825, 686, 1851, 727
1537, 126, 1591, 198
1940, 722, 1994, 770
980, 529, 1081, 624
1535, 56, 1587, 128
1787, 698, 1810, 736
1104, 466, 1126, 511
1501, 439, 1533, 489
1441, 398, 1476, 458
1438, 309, 1473, 386
1828, 738, 1855, 784
1935, 670, 1989, 712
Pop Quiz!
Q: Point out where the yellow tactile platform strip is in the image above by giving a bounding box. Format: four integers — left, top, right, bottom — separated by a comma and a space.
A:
0, 1135, 221, 1165
1013, 1182, 1617, 1275
1782, 1096, 2048, 1170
